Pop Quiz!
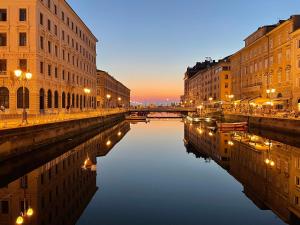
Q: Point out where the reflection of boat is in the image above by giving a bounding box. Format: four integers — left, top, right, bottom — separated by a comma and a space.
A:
126, 112, 148, 121
217, 122, 248, 130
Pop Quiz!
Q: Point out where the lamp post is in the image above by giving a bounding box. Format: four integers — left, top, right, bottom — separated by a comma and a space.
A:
14, 69, 32, 124
106, 94, 111, 108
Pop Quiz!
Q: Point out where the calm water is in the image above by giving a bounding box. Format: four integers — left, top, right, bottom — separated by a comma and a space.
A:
1, 119, 299, 225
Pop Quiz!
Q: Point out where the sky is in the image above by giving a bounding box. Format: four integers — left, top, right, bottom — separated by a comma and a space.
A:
68, 0, 299, 104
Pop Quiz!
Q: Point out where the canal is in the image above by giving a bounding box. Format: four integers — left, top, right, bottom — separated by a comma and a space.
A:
0, 119, 299, 225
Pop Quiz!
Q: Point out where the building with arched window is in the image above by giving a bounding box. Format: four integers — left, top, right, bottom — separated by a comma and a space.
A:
0, 0, 98, 115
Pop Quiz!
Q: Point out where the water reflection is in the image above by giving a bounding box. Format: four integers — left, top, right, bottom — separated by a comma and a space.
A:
184, 121, 300, 225
0, 121, 130, 225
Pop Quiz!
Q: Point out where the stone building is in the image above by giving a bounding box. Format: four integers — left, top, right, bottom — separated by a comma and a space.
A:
0, 0, 98, 115
183, 57, 232, 107
96, 70, 130, 108
230, 15, 300, 110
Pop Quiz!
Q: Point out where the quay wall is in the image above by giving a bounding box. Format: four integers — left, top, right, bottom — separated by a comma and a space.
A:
0, 113, 126, 162
224, 114, 300, 135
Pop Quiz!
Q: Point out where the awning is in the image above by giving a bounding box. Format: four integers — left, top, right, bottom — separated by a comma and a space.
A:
250, 98, 269, 104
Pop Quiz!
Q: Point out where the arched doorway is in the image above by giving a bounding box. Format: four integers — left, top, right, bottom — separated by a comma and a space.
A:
39, 88, 45, 112
47, 90, 52, 108
62, 92, 66, 108
0, 87, 9, 109
54, 91, 59, 108
17, 87, 29, 109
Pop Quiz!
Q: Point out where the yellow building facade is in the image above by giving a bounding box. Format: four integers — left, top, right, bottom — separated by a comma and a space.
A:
231, 15, 300, 110
96, 70, 130, 108
0, 0, 98, 115
183, 57, 232, 107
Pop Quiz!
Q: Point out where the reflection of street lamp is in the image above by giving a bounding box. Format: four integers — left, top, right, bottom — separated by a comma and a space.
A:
15, 69, 32, 124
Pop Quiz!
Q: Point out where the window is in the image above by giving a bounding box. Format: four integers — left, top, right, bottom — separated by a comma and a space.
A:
225, 83, 228, 88
62, 30, 65, 40
48, 64, 51, 76
48, 41, 51, 53
0, 9, 7, 21
296, 176, 300, 187
19, 33, 26, 46
40, 13, 43, 25
0, 87, 9, 108
47, 90, 52, 108
47, 0, 51, 9
19, 8, 26, 21
54, 5, 57, 14
0, 59, 7, 74
54, 25, 57, 35
298, 40, 300, 49
295, 196, 299, 205
55, 67, 58, 78
0, 33, 6, 46
1, 201, 9, 214
61, 11, 64, 21
47, 19, 51, 31
40, 36, 44, 49
278, 70, 282, 83
40, 61, 44, 74
19, 59, 27, 71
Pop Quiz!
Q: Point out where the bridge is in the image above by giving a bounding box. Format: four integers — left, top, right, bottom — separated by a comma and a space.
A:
129, 107, 196, 114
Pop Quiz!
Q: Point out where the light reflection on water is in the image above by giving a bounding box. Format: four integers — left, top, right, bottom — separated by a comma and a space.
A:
1, 119, 299, 225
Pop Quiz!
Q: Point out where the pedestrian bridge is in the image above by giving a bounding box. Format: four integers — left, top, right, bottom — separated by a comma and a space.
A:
129, 107, 196, 113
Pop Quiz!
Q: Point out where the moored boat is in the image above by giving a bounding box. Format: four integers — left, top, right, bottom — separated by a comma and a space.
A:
126, 112, 148, 121
217, 122, 248, 130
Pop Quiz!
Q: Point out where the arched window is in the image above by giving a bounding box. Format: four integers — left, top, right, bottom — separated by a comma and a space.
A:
84, 96, 86, 107
67, 93, 70, 107
76, 94, 79, 108
277, 93, 283, 98
17, 87, 29, 109
71, 93, 75, 107
39, 89, 45, 111
62, 92, 66, 108
0, 87, 9, 108
80, 95, 82, 109
54, 91, 59, 108
47, 90, 52, 108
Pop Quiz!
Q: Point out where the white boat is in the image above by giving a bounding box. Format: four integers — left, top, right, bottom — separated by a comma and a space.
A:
126, 112, 148, 121
186, 115, 202, 123
217, 122, 248, 130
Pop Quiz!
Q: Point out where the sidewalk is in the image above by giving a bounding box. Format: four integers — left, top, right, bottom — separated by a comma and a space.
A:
0, 109, 128, 130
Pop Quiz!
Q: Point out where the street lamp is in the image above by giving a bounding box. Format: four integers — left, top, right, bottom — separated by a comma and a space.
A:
84, 88, 91, 109
118, 97, 122, 108
106, 94, 111, 108
14, 69, 32, 124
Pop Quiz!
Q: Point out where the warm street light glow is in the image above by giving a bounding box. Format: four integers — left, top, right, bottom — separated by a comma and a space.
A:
208, 131, 213, 136
266, 89, 271, 94
270, 161, 275, 167
84, 88, 91, 94
265, 159, 270, 164
106, 94, 111, 99
209, 97, 213, 101
197, 128, 203, 134
118, 97, 122, 101
14, 69, 22, 78
228, 141, 234, 146
106, 140, 111, 146
27, 207, 34, 216
118, 131, 122, 136
197, 105, 203, 109
271, 88, 276, 93
16, 216, 24, 224
25, 72, 32, 80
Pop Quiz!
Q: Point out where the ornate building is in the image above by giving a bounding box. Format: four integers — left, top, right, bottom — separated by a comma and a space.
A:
183, 57, 232, 107
230, 15, 300, 110
0, 0, 98, 115
96, 70, 130, 108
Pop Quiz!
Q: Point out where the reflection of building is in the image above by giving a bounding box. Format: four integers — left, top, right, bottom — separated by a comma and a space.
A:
96, 70, 130, 108
183, 57, 232, 108
184, 122, 300, 224
184, 123, 231, 169
0, 0, 98, 114
0, 121, 130, 225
